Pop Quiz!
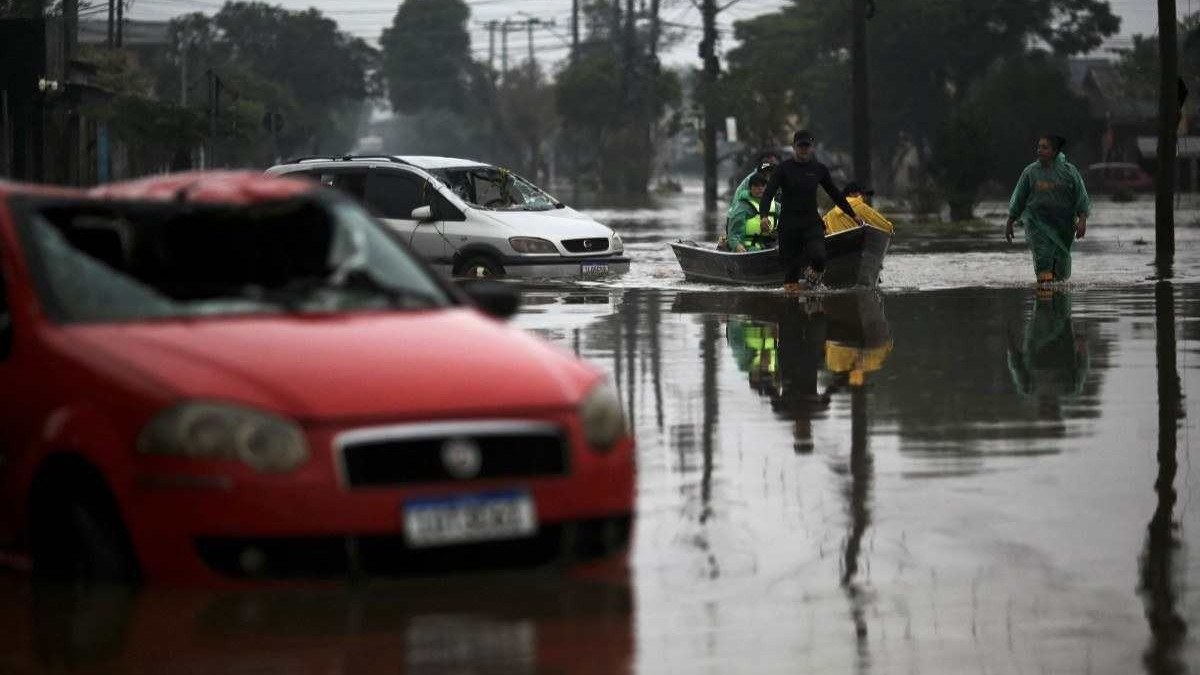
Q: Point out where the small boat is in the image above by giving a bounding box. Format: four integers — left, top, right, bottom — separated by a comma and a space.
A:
670, 225, 891, 287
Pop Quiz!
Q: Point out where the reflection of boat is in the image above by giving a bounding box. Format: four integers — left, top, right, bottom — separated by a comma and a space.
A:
669, 226, 891, 287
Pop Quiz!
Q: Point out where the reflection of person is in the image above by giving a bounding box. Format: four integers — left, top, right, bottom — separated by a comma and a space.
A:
771, 299, 833, 453
824, 181, 894, 235
1005, 135, 1091, 287
726, 174, 779, 252
726, 318, 779, 394
1006, 290, 1089, 416
761, 131, 863, 293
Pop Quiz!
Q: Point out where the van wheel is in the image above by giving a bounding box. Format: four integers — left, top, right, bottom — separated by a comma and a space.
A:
455, 255, 504, 279
31, 479, 139, 584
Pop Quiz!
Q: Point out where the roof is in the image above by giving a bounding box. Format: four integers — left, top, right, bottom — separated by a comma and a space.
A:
88, 171, 319, 205
395, 156, 490, 170
1081, 62, 1158, 123
0, 179, 83, 200
1136, 135, 1200, 159
276, 155, 490, 171
79, 19, 171, 47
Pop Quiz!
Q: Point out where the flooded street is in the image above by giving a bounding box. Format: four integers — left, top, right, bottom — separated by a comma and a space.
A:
4, 191, 1200, 673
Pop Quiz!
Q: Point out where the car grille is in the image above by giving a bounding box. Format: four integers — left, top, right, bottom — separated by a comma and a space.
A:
338, 421, 569, 488
562, 238, 609, 253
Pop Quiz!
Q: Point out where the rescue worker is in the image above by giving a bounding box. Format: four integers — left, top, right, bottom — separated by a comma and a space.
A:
824, 181, 894, 235
1005, 134, 1091, 287
760, 130, 864, 293
727, 173, 780, 252
727, 151, 782, 220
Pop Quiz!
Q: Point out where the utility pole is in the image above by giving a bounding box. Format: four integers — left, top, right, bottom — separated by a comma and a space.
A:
526, 17, 537, 69
207, 69, 220, 168
116, 0, 123, 47
851, 0, 872, 190
571, 0, 580, 62
501, 19, 511, 81
180, 41, 188, 106
487, 20, 497, 75
1156, 0, 1178, 274
106, 0, 114, 48
700, 0, 718, 210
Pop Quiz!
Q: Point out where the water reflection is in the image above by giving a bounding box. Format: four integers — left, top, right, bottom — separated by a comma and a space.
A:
1005, 290, 1090, 419
1140, 281, 1188, 675
15, 566, 633, 674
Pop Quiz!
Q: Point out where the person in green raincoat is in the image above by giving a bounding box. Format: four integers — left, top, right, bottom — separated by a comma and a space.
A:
727, 151, 781, 222
726, 173, 780, 252
1005, 135, 1091, 285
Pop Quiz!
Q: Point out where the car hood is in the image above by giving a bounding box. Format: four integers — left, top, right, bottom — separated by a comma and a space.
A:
67, 309, 596, 422
478, 207, 616, 240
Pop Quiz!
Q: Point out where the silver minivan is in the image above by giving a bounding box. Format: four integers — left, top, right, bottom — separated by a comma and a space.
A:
266, 155, 630, 279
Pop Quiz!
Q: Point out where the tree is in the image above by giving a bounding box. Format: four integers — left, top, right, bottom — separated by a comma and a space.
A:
555, 0, 681, 197
380, 0, 472, 114
146, 3, 377, 165
930, 51, 1099, 220
723, 0, 1119, 197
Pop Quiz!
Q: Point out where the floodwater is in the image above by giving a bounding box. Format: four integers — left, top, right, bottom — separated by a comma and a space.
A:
3, 188, 1200, 674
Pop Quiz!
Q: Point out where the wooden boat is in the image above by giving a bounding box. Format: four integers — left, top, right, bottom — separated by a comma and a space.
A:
669, 225, 891, 287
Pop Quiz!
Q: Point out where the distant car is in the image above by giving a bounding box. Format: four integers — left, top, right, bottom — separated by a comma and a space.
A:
266, 155, 630, 280
0, 172, 634, 584
1085, 162, 1154, 193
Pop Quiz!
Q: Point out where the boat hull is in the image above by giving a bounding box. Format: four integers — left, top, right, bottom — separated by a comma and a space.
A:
670, 226, 891, 287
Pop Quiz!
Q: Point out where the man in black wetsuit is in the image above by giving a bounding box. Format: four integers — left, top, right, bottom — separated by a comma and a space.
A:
760, 130, 863, 292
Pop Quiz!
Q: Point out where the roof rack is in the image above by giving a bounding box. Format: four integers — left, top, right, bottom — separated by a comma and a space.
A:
283, 154, 412, 165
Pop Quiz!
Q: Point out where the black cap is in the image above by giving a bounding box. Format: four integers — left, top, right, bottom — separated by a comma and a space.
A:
843, 181, 874, 196
792, 130, 815, 145
758, 161, 777, 172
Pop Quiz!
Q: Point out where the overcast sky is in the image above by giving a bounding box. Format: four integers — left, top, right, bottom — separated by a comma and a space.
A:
115, 0, 1183, 70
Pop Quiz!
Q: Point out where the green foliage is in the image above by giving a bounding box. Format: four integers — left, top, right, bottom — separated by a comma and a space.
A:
554, 1, 682, 196
380, 0, 471, 114
722, 0, 1119, 190
140, 2, 376, 166
931, 104, 993, 221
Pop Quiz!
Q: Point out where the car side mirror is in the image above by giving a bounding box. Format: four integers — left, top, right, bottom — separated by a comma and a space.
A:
410, 205, 433, 222
456, 279, 520, 320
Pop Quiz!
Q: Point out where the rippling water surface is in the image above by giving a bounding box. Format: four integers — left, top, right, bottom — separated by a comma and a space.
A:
3, 189, 1199, 674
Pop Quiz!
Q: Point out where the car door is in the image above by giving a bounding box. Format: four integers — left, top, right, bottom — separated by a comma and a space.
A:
365, 169, 446, 262
0, 233, 31, 544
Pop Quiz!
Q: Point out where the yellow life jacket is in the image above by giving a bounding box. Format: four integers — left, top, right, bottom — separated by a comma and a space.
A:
745, 326, 778, 374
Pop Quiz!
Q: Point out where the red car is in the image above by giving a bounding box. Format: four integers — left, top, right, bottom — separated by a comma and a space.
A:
1085, 162, 1154, 193
0, 172, 634, 585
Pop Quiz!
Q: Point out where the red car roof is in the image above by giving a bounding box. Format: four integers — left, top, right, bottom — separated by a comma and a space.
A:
0, 179, 85, 200
88, 170, 319, 205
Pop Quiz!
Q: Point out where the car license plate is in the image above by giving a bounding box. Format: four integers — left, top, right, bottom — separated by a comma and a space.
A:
580, 262, 609, 276
403, 490, 537, 548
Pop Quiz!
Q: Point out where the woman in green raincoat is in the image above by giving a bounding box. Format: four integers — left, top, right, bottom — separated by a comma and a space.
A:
1005, 135, 1091, 285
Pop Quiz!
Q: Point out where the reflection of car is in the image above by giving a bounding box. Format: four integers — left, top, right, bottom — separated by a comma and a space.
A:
1085, 162, 1154, 193
0, 172, 634, 584
266, 155, 630, 280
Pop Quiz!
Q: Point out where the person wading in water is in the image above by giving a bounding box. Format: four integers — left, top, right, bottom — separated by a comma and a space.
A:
1005, 134, 1091, 288
760, 130, 863, 293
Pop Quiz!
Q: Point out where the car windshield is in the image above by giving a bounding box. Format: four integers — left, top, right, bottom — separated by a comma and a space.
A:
431, 166, 559, 211
19, 196, 453, 324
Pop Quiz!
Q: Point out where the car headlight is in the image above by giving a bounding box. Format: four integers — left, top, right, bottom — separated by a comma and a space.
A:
579, 380, 628, 452
137, 402, 309, 473
509, 237, 558, 254
611, 232, 623, 252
